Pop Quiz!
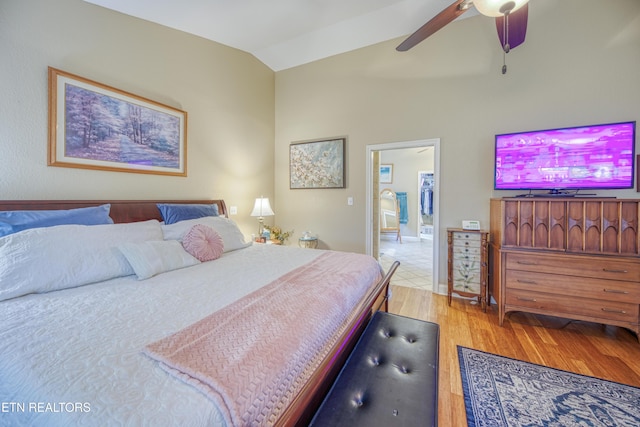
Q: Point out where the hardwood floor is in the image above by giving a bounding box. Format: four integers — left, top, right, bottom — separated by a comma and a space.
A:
387, 285, 640, 426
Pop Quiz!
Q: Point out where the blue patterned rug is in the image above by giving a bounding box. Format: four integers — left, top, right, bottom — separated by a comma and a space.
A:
458, 346, 640, 427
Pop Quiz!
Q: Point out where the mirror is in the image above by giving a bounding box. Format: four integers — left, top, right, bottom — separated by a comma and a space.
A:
380, 188, 402, 243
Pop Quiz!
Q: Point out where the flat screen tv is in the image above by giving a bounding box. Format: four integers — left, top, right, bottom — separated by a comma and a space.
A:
494, 121, 636, 194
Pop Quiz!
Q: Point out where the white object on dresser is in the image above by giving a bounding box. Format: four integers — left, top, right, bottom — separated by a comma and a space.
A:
447, 228, 489, 312
462, 220, 481, 230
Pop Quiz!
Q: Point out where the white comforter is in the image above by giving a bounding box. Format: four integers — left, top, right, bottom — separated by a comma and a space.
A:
0, 244, 323, 427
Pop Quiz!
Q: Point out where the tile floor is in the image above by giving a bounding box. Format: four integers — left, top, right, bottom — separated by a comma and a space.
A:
379, 236, 433, 291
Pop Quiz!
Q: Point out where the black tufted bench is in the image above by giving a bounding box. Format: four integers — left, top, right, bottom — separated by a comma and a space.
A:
309, 311, 439, 426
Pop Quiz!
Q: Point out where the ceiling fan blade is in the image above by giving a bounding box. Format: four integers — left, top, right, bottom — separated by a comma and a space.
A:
495, 3, 528, 50
396, 0, 471, 52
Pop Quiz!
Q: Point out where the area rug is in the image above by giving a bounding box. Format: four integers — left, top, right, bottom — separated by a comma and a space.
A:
458, 346, 640, 427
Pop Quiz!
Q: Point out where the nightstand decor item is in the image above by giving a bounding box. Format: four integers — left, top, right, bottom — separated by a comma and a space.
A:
299, 231, 318, 248
250, 197, 274, 236
447, 228, 489, 311
263, 225, 292, 245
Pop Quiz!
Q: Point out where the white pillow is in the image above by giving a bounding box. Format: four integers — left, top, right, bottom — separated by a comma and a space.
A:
118, 240, 200, 280
0, 220, 163, 301
161, 216, 251, 252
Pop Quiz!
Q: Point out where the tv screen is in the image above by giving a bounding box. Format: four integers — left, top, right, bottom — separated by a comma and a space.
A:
494, 121, 636, 192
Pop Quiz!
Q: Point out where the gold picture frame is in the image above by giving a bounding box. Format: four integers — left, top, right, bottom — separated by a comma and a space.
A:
48, 67, 187, 176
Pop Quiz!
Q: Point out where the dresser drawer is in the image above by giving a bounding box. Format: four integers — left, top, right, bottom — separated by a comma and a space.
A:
453, 245, 481, 258
452, 259, 481, 294
505, 270, 640, 303
506, 289, 640, 325
505, 252, 640, 282
452, 278, 481, 294
453, 257, 481, 270
453, 232, 481, 243
452, 263, 480, 277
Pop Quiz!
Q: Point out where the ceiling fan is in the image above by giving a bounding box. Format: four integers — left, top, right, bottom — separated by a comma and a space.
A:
397, 0, 529, 74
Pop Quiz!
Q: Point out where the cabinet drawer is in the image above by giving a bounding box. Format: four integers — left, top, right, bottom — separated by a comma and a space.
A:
453, 265, 480, 279
453, 279, 481, 294
505, 270, 640, 303
453, 246, 481, 257
506, 252, 640, 282
453, 232, 481, 243
453, 241, 480, 250
506, 289, 640, 324
452, 255, 481, 289
453, 258, 480, 270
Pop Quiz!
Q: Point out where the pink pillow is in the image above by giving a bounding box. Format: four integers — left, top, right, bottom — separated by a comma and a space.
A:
182, 224, 224, 262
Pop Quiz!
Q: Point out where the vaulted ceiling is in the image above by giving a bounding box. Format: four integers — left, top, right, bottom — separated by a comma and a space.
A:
84, 0, 477, 71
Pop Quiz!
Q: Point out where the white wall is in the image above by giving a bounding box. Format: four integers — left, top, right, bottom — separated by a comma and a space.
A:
274, 0, 640, 284
0, 0, 275, 237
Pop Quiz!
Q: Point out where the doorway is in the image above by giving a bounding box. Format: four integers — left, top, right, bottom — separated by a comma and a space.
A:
365, 139, 440, 294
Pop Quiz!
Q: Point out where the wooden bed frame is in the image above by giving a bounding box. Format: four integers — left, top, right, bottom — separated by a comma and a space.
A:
0, 199, 229, 222
0, 199, 390, 426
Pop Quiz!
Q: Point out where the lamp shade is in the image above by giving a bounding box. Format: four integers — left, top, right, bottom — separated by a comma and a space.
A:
473, 0, 529, 17
250, 197, 274, 217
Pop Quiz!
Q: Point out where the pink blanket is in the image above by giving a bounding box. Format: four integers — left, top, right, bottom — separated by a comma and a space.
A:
144, 251, 382, 426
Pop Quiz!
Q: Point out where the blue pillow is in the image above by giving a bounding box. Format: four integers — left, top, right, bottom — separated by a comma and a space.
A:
157, 203, 219, 225
0, 204, 114, 237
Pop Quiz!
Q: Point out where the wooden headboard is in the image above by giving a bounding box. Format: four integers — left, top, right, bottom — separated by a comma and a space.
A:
0, 200, 227, 223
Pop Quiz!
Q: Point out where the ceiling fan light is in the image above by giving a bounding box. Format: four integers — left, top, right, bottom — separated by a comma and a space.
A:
473, 0, 529, 17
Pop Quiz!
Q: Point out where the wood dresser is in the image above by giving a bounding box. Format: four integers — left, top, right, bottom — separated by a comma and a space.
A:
489, 197, 640, 337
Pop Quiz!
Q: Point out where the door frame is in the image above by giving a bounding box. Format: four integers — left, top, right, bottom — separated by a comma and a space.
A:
365, 138, 441, 293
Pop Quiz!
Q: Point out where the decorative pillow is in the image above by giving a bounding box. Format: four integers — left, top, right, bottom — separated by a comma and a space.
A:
118, 240, 200, 280
0, 220, 163, 301
0, 204, 114, 237
157, 203, 219, 225
161, 216, 251, 253
182, 224, 224, 262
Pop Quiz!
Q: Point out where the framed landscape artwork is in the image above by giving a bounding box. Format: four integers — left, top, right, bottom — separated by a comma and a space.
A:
48, 67, 187, 176
290, 138, 345, 189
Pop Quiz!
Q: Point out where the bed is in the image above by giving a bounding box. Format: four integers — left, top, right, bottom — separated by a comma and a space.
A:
0, 200, 392, 426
